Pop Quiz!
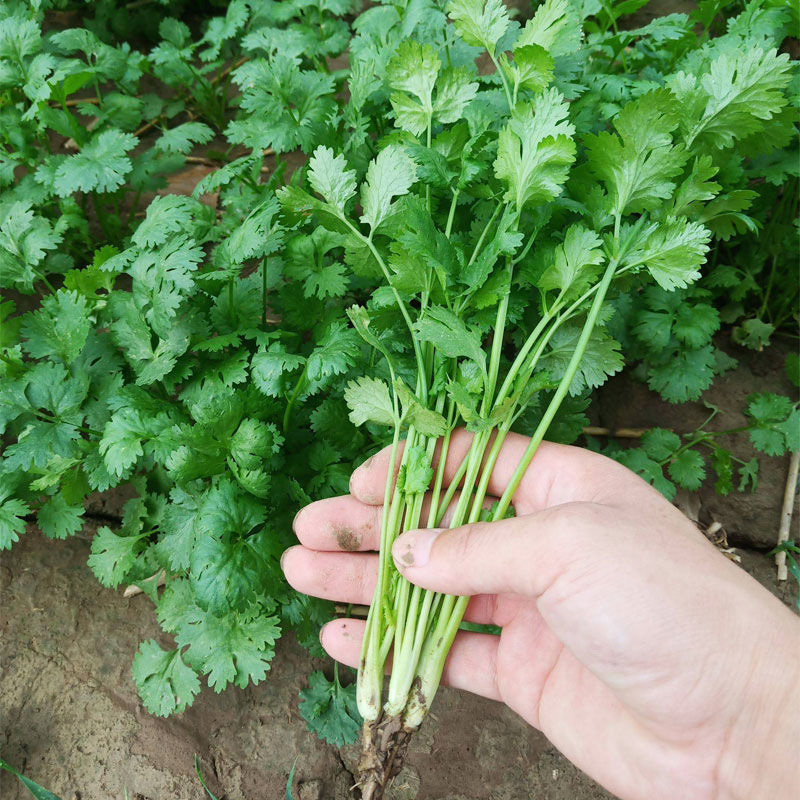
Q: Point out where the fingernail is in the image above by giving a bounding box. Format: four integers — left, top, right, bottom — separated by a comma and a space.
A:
392, 528, 444, 569
280, 547, 292, 572
292, 506, 304, 534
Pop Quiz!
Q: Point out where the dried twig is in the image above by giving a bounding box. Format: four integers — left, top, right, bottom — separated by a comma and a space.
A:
212, 56, 249, 86
134, 116, 161, 138
776, 449, 800, 581
582, 426, 652, 438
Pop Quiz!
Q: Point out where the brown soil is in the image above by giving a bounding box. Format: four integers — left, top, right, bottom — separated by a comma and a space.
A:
596, 336, 799, 550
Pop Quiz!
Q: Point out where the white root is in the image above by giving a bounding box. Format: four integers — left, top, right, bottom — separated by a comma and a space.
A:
776, 449, 800, 581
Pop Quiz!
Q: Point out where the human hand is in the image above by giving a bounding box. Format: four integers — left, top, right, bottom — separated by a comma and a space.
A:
282, 430, 800, 800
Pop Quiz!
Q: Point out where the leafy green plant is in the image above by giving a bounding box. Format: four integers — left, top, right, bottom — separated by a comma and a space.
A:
299, 664, 362, 747
274, 0, 796, 793
598, 394, 798, 500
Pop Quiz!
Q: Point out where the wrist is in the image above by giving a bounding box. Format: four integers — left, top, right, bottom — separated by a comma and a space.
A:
717, 616, 800, 800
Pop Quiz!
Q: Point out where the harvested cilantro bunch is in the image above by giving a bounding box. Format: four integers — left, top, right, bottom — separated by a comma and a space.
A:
280, 0, 796, 794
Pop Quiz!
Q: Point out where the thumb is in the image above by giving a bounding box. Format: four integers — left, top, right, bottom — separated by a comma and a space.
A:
391, 502, 604, 598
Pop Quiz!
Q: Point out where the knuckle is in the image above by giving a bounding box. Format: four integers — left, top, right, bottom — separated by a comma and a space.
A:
452, 521, 489, 562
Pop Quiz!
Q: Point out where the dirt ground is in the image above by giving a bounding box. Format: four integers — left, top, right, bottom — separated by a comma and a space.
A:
1, 339, 798, 800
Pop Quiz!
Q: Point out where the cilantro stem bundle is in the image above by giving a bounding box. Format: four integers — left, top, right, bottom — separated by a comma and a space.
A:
279, 0, 792, 793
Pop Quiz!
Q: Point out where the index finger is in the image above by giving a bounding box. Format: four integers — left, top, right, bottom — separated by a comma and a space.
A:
349, 429, 650, 514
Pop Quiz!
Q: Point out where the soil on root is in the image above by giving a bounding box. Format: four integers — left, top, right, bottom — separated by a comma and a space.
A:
357, 715, 415, 800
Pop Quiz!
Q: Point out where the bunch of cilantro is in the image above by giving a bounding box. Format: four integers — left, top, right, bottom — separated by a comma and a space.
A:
0, 0, 797, 765
277, 0, 797, 790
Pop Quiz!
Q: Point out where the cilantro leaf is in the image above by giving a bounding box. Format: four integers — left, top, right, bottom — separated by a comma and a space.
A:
674, 48, 793, 150
299, 670, 362, 747
413, 306, 486, 373
360, 145, 418, 232
447, 0, 509, 56
251, 343, 305, 398
176, 604, 281, 692
641, 428, 681, 461
0, 494, 30, 550
542, 325, 624, 396
53, 129, 138, 196
87, 525, 145, 588
344, 376, 396, 427
397, 445, 434, 494
38, 493, 84, 540
668, 449, 706, 491
155, 122, 214, 154
647, 345, 716, 403
623, 218, 711, 291
307, 146, 357, 215
494, 89, 576, 213
538, 225, 604, 298
614, 448, 676, 500
132, 640, 201, 716
395, 379, 449, 436
586, 91, 686, 218
745, 393, 794, 456
0, 202, 61, 292
21, 289, 91, 363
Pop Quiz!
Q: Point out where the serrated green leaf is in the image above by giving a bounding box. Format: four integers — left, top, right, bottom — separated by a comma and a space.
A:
38, 493, 83, 540
299, 670, 361, 747
344, 376, 396, 427
641, 428, 681, 461
360, 145, 418, 232
668, 448, 705, 490
397, 444, 434, 494
307, 146, 357, 214
447, 0, 509, 56
53, 129, 137, 196
132, 640, 201, 716
494, 89, 575, 213
88, 525, 145, 588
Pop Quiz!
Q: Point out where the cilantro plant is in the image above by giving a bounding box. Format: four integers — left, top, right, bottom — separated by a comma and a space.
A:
278, 0, 796, 793
0, 0, 367, 727
598, 394, 799, 501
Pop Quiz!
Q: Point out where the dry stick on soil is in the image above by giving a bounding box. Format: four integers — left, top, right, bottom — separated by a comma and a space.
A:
582, 426, 650, 438
184, 154, 274, 174
212, 56, 249, 85
776, 449, 800, 580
